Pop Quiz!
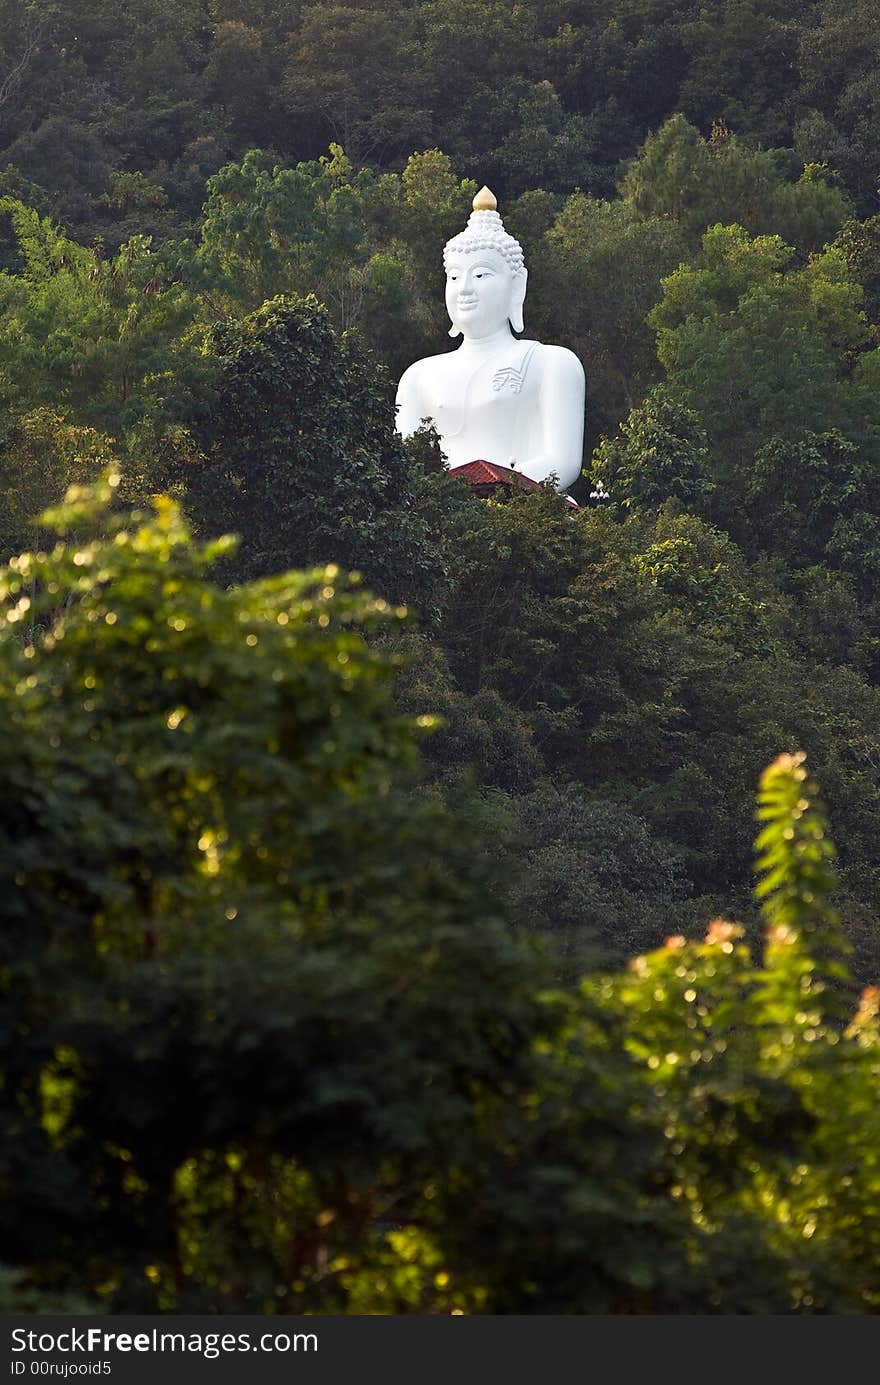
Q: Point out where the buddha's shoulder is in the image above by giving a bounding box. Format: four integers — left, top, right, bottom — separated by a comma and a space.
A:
529, 340, 585, 379
397, 352, 457, 387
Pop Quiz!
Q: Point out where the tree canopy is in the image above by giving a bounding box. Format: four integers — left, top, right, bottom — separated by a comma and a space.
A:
3, 0, 880, 1316
3, 483, 880, 1313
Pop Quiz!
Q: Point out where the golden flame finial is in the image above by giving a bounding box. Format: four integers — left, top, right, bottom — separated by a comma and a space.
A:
472, 186, 497, 212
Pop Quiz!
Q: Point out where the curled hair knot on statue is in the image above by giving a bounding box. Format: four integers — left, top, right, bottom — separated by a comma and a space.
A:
442, 210, 526, 278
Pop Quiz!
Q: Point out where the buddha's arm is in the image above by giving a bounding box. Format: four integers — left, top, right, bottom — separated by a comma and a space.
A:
514, 347, 585, 491
394, 363, 431, 438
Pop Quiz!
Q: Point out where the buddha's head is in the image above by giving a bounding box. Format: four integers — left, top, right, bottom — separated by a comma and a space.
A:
443, 187, 527, 340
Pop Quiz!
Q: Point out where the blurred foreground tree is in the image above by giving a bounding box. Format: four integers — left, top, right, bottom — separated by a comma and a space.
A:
0, 475, 548, 1311
2, 481, 880, 1311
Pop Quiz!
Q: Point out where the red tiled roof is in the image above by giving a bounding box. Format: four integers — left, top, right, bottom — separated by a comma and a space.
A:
449, 460, 580, 508
449, 459, 542, 489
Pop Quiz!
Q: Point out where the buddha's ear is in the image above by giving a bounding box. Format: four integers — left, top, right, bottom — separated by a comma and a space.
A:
509, 268, 527, 333
448, 323, 462, 338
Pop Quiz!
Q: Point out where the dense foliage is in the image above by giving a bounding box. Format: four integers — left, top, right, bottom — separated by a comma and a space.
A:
2, 485, 879, 1313
2, 0, 880, 1313
2, 0, 880, 232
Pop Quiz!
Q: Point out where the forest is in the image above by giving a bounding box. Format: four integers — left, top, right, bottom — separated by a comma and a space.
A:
2, 0, 880, 1313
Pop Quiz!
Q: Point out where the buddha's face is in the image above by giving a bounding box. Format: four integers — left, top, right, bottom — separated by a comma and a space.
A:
445, 249, 519, 340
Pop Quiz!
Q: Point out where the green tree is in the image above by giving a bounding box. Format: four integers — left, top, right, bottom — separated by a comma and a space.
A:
0, 474, 549, 1311
495, 781, 688, 973
675, 0, 802, 146
282, 6, 429, 165
746, 430, 880, 586
0, 199, 206, 443
540, 193, 686, 436
795, 0, 880, 211
1, 116, 111, 226
192, 147, 367, 320
648, 223, 871, 536
621, 114, 853, 255
833, 213, 880, 327
201, 21, 282, 149
599, 752, 880, 1310
591, 386, 714, 512
0, 410, 115, 562
173, 293, 447, 614
189, 145, 435, 375
425, 484, 880, 967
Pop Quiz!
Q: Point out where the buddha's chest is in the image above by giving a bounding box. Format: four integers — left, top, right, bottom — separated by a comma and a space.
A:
428, 344, 541, 460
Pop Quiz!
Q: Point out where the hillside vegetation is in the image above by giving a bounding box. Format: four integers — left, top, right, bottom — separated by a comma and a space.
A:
2, 0, 880, 1312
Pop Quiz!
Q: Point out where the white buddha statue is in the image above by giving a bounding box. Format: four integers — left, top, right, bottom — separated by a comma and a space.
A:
395, 187, 585, 492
